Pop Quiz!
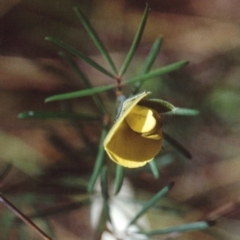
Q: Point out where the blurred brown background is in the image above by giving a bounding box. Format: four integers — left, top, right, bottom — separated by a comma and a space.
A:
0, 0, 240, 239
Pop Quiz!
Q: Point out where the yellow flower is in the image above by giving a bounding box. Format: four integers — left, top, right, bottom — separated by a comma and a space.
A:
104, 91, 170, 168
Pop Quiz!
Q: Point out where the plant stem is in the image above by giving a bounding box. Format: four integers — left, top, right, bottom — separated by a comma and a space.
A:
0, 193, 52, 240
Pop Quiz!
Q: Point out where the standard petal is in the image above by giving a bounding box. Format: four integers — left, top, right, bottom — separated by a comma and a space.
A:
104, 120, 162, 166
104, 91, 150, 148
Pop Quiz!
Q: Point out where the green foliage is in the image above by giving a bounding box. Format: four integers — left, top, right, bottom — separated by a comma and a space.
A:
128, 182, 174, 226
119, 4, 149, 76
114, 165, 124, 194
87, 127, 107, 193
140, 221, 214, 236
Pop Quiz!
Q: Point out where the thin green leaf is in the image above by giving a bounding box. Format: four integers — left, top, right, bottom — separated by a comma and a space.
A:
114, 165, 124, 195
163, 131, 192, 159
132, 36, 163, 95
128, 182, 174, 226
45, 60, 188, 103
125, 60, 189, 85
45, 84, 114, 102
58, 51, 106, 114
101, 166, 109, 202
140, 221, 214, 236
172, 108, 199, 116
73, 7, 117, 75
87, 127, 107, 193
141, 36, 163, 74
148, 160, 159, 179
161, 108, 199, 116
45, 36, 115, 78
59, 51, 90, 87
119, 4, 149, 76
100, 166, 111, 224
18, 111, 101, 120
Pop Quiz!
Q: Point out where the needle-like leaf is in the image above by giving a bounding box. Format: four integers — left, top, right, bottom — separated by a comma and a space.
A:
163, 131, 192, 159
45, 60, 188, 102
18, 111, 101, 120
45, 36, 115, 78
125, 60, 189, 85
101, 166, 109, 202
45, 84, 114, 102
100, 166, 111, 224
171, 108, 199, 116
59, 51, 106, 114
114, 165, 124, 195
141, 36, 163, 74
87, 127, 107, 193
148, 160, 159, 179
119, 4, 149, 76
128, 182, 174, 226
139, 221, 214, 236
132, 36, 163, 95
74, 7, 118, 75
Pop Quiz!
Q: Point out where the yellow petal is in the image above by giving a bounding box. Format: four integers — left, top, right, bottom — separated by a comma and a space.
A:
104, 120, 162, 167
104, 91, 163, 168
125, 105, 157, 133
107, 151, 151, 168
142, 130, 162, 140
104, 91, 150, 147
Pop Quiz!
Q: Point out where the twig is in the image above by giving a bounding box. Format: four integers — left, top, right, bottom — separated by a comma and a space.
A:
0, 193, 52, 240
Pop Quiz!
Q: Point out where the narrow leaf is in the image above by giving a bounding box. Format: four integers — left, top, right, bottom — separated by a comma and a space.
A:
74, 7, 117, 74
132, 36, 163, 95
140, 221, 214, 236
100, 166, 112, 224
128, 182, 174, 226
45, 36, 115, 78
163, 131, 192, 159
87, 127, 108, 193
125, 60, 189, 85
59, 51, 106, 114
114, 165, 124, 195
101, 166, 109, 202
148, 160, 159, 179
59, 51, 91, 87
119, 4, 149, 76
45, 60, 188, 103
172, 108, 199, 116
141, 36, 163, 74
18, 111, 101, 120
45, 84, 114, 102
